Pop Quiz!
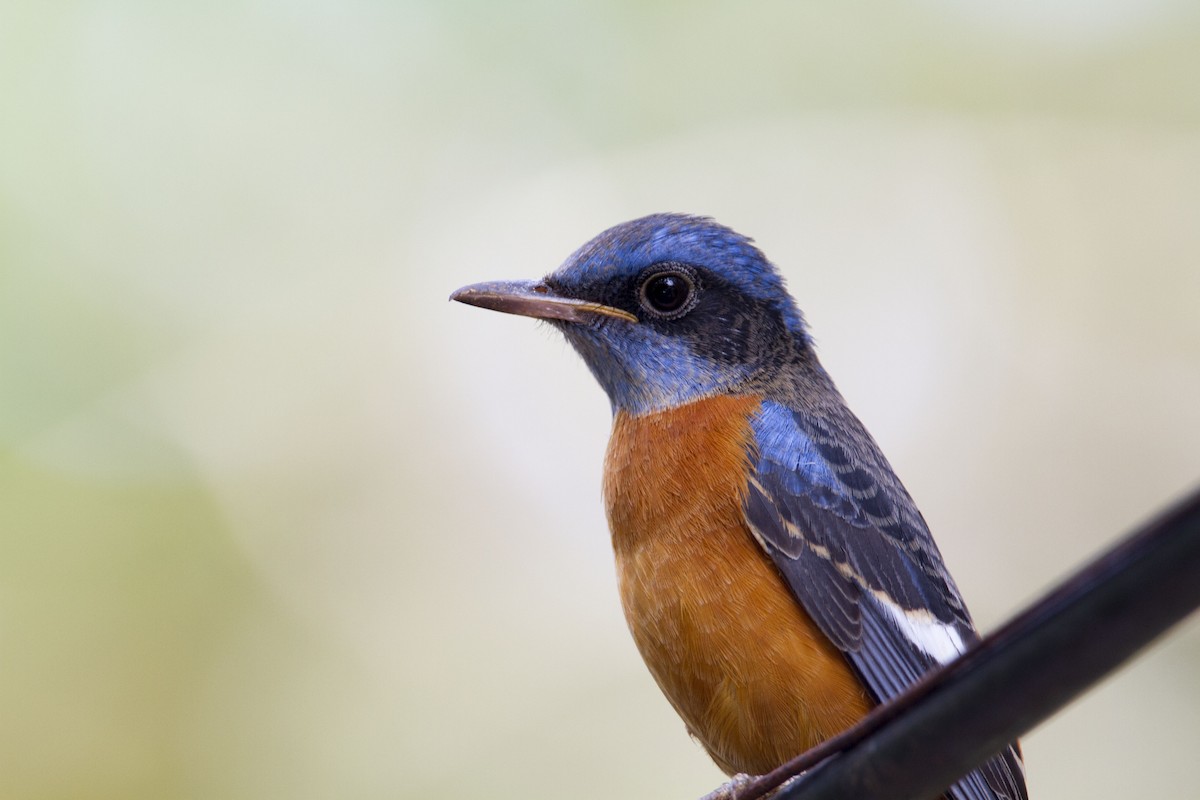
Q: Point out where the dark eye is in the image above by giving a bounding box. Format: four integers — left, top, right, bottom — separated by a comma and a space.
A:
640, 271, 695, 318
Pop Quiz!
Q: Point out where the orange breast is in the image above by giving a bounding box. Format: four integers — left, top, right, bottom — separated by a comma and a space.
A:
603, 395, 872, 776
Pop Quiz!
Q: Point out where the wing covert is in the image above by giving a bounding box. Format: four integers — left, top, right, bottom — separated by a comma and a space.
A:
744, 398, 1027, 800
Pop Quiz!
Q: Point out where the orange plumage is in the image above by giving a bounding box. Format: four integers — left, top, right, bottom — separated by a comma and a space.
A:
603, 394, 873, 776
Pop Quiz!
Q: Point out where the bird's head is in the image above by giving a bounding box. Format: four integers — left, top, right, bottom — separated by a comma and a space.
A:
451, 214, 811, 416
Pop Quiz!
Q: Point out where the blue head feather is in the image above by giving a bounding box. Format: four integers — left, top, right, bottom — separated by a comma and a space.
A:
544, 214, 811, 416
555, 214, 807, 333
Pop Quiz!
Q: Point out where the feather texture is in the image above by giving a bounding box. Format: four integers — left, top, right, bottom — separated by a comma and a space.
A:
604, 394, 871, 775
746, 396, 1027, 800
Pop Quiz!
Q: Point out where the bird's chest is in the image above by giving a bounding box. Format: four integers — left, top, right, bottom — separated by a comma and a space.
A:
602, 396, 870, 775
603, 397, 763, 659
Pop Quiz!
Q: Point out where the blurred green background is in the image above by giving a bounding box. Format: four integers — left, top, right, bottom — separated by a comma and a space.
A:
2, 2, 1199, 798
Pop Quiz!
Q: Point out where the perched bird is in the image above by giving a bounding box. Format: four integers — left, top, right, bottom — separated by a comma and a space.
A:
451, 214, 1027, 800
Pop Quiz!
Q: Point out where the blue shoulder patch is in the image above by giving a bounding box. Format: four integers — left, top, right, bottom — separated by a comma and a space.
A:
750, 400, 840, 491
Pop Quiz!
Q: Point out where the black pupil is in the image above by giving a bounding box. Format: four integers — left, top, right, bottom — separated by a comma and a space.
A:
646, 274, 688, 312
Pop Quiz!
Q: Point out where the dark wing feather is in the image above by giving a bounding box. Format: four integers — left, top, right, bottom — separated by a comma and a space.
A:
745, 399, 1027, 800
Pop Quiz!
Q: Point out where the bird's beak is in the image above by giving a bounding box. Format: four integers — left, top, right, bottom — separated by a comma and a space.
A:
450, 279, 638, 324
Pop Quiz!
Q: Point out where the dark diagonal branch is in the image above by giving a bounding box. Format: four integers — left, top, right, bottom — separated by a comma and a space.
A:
716, 484, 1200, 800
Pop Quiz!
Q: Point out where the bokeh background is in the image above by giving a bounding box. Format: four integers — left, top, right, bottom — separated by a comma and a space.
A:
3, 2, 1199, 798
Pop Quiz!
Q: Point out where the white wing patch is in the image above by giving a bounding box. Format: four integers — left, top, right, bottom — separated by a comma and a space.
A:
877, 596, 967, 664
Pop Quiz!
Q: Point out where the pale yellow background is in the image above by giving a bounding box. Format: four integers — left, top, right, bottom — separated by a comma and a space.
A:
2, 3, 1198, 799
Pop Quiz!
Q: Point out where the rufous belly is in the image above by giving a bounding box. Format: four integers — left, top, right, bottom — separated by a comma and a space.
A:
603, 394, 872, 776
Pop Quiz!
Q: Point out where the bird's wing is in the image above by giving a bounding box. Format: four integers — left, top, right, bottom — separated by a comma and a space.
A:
743, 399, 1027, 800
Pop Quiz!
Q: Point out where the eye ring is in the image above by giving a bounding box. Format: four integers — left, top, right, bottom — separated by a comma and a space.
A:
639, 266, 698, 319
